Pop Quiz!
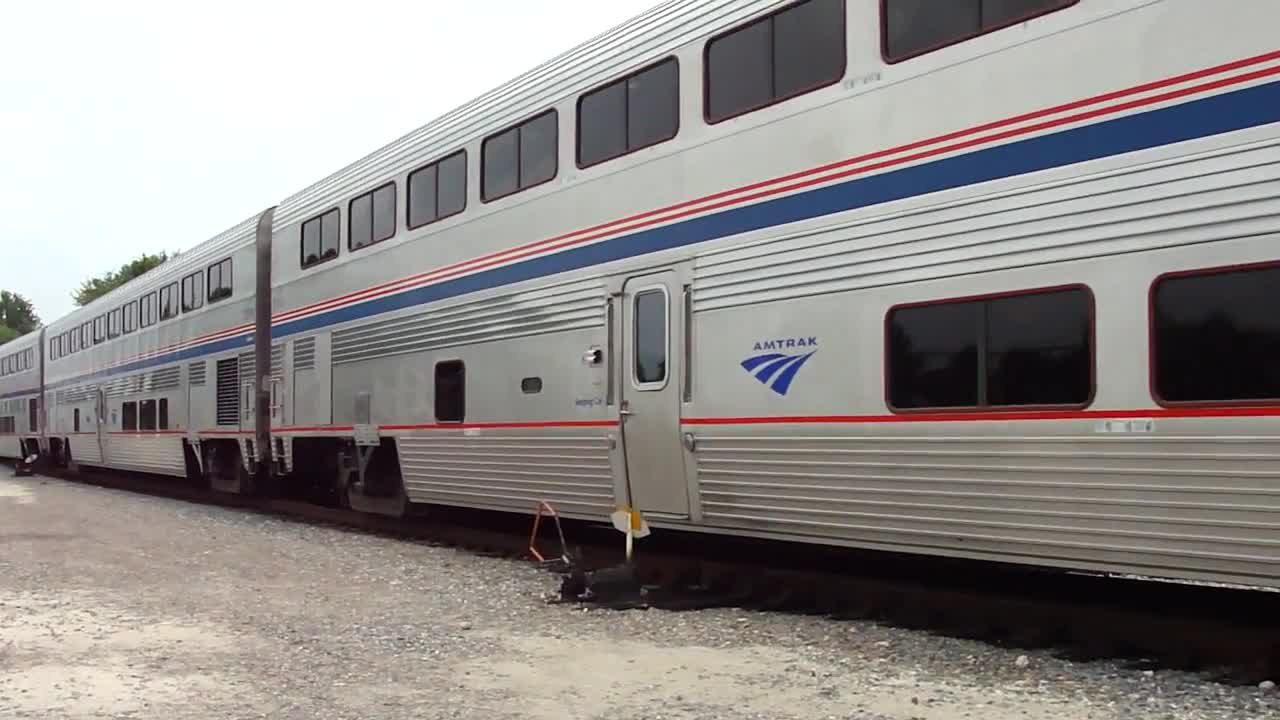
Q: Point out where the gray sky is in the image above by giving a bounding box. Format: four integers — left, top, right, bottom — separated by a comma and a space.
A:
0, 0, 657, 325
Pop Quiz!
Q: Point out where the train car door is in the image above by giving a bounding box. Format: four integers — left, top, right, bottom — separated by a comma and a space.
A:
619, 271, 688, 517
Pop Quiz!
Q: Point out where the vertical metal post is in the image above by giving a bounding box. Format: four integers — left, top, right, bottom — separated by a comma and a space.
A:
254, 207, 276, 471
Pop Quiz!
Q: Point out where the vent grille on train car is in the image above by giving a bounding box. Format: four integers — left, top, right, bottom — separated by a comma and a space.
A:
271, 344, 283, 377
149, 366, 181, 391
189, 361, 207, 387
294, 337, 316, 371
216, 358, 239, 425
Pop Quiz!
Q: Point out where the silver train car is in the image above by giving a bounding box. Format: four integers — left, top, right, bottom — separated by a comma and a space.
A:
6, 0, 1280, 590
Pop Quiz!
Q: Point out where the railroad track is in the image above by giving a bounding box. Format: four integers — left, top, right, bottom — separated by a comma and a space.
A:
8, 460, 1278, 685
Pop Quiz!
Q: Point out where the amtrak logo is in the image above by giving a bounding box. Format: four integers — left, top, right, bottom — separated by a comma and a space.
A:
741, 337, 818, 396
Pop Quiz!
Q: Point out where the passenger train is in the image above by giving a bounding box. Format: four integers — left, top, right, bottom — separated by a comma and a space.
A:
3, 0, 1279, 590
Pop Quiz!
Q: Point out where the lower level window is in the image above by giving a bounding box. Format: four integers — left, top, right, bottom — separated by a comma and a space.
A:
1153, 264, 1280, 403
435, 360, 465, 423
888, 286, 1092, 410
122, 402, 138, 431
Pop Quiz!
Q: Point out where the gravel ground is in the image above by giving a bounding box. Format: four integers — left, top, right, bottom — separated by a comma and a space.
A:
1, 474, 1277, 720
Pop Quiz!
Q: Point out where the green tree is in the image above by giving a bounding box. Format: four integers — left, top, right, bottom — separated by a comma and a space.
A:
0, 290, 40, 346
73, 252, 171, 307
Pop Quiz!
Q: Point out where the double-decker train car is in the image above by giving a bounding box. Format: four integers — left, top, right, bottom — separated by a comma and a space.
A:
0, 330, 41, 460
13, 0, 1280, 589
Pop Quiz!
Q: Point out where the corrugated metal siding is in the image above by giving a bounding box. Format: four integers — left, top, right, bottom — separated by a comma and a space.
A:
397, 432, 614, 517
59, 386, 99, 404
70, 436, 103, 466
104, 435, 185, 477
332, 279, 604, 365
693, 433, 1280, 585
693, 139, 1280, 311
271, 0, 772, 226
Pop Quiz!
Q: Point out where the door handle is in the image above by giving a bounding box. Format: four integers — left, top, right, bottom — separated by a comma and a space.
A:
619, 409, 633, 416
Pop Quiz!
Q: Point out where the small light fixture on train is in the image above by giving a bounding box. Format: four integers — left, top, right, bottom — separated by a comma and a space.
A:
583, 347, 603, 366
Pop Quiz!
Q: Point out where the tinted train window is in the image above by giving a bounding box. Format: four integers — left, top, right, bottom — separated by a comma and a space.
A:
181, 271, 204, 312
124, 300, 138, 333
1153, 265, 1280, 403
482, 110, 558, 202
634, 289, 667, 385
159, 282, 179, 321
578, 59, 679, 168
434, 360, 465, 423
706, 0, 845, 123
207, 259, 232, 303
93, 316, 105, 344
883, 0, 1075, 62
349, 183, 396, 251
888, 287, 1091, 409
408, 150, 467, 229
159, 398, 169, 430
141, 292, 157, 327
140, 399, 157, 431
521, 377, 543, 394
81, 322, 91, 348
122, 402, 137, 431
301, 208, 340, 268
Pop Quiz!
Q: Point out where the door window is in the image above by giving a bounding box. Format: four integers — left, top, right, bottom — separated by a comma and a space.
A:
633, 289, 667, 387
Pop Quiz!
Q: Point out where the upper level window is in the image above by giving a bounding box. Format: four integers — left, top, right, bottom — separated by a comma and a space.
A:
140, 292, 157, 327
123, 300, 138, 333
887, 286, 1092, 410
1152, 264, 1280, 404
482, 110, 558, 202
80, 322, 91, 349
883, 0, 1075, 63
408, 151, 467, 230
181, 271, 204, 312
349, 183, 396, 251
301, 208, 340, 268
208, 258, 232, 303
705, 0, 845, 123
159, 281, 180, 321
108, 308, 121, 339
93, 316, 106, 345
578, 58, 679, 168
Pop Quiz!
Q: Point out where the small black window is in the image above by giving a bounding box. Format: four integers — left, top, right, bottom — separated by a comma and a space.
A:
301, 208, 341, 268
482, 110, 558, 202
634, 289, 667, 385
349, 183, 396, 251
521, 377, 543, 394
140, 293, 158, 327
888, 287, 1092, 410
159, 282, 179, 321
124, 301, 138, 333
1153, 264, 1280, 403
159, 398, 169, 430
207, 258, 232, 303
122, 402, 138, 431
883, 0, 1075, 62
706, 0, 845, 123
140, 399, 157, 431
434, 360, 465, 423
74, 408, 80, 433
408, 151, 467, 230
28, 398, 37, 433
578, 59, 679, 168
181, 271, 204, 312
